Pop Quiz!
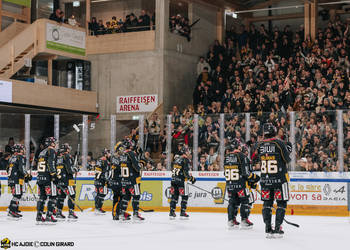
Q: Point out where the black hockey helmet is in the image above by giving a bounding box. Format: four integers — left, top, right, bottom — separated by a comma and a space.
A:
59, 143, 71, 154
263, 123, 277, 138
102, 148, 111, 156
241, 143, 249, 154
122, 139, 132, 150
45, 137, 57, 147
12, 144, 25, 154
227, 138, 241, 152
179, 145, 190, 156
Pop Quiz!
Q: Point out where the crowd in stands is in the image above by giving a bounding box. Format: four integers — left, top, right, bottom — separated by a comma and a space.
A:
169, 14, 191, 41
188, 17, 350, 172
88, 10, 154, 35
49, 8, 80, 27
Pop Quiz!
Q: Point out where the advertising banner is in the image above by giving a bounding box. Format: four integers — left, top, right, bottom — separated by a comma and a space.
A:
0, 80, 12, 103
0, 171, 349, 215
3, 0, 31, 7
46, 22, 86, 56
116, 95, 158, 113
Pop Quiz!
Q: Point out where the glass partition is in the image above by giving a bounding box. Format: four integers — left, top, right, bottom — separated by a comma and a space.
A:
0, 110, 347, 173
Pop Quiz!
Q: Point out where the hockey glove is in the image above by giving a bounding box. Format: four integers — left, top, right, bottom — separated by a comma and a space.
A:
190, 176, 196, 184
24, 174, 32, 182
51, 173, 58, 184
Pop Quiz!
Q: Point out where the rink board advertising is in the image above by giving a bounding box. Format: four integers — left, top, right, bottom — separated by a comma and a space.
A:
0, 171, 349, 216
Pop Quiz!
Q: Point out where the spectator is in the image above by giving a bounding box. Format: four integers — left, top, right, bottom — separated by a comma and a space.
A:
49, 9, 64, 23
5, 137, 14, 154
147, 113, 161, 153
198, 155, 208, 171
68, 14, 79, 26
197, 57, 211, 76
89, 17, 99, 35
0, 152, 10, 170
138, 10, 151, 31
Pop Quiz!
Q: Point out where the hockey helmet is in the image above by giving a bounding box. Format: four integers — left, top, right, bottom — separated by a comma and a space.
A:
59, 143, 71, 154
263, 123, 277, 138
102, 148, 111, 156
179, 145, 190, 156
227, 138, 241, 152
114, 141, 125, 153
12, 144, 25, 154
45, 137, 57, 147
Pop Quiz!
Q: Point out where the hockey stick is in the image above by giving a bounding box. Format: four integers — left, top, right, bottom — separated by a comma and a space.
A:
188, 183, 229, 202
57, 185, 84, 212
140, 208, 154, 213
27, 183, 38, 200
256, 189, 300, 228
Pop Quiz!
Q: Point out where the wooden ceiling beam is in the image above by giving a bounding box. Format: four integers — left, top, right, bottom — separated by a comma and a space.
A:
249, 0, 282, 10
247, 12, 304, 22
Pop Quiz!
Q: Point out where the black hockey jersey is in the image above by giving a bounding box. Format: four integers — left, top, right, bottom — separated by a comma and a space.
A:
224, 152, 251, 189
7, 154, 27, 186
37, 148, 57, 184
256, 138, 291, 188
56, 153, 75, 186
94, 156, 110, 186
171, 156, 191, 183
109, 155, 122, 186
119, 150, 140, 186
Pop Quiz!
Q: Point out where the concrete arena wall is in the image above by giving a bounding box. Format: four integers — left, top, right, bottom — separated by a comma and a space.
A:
1, 171, 349, 217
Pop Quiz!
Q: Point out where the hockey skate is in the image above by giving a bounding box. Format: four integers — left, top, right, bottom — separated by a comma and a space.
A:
7, 210, 22, 221
36, 214, 46, 225
169, 210, 176, 220
265, 225, 274, 239
272, 226, 284, 239
56, 209, 66, 221
45, 214, 57, 225
95, 208, 106, 215
227, 219, 240, 229
180, 211, 189, 220
132, 212, 145, 222
119, 212, 131, 222
68, 210, 78, 222
240, 218, 253, 230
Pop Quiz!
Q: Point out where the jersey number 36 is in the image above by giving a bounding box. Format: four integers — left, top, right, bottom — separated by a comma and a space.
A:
260, 160, 278, 174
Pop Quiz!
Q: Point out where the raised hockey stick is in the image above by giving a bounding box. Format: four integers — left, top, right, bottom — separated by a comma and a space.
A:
256, 189, 300, 228
57, 185, 84, 212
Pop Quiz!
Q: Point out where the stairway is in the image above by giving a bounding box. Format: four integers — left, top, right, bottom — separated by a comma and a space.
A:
0, 44, 34, 78
0, 21, 35, 79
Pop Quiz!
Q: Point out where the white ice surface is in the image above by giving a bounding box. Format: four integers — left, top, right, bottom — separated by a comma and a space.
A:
1, 211, 349, 250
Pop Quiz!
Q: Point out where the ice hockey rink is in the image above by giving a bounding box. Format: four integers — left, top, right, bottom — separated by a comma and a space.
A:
1, 211, 348, 250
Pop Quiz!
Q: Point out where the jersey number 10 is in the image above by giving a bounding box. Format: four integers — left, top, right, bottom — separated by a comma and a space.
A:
260, 160, 278, 174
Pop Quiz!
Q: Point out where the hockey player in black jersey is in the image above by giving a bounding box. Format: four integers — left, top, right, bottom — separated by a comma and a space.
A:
224, 139, 259, 229
169, 146, 196, 220
7, 144, 31, 219
56, 143, 79, 221
256, 123, 291, 238
36, 137, 58, 224
94, 148, 111, 215
119, 140, 145, 221
110, 142, 124, 220
241, 143, 258, 222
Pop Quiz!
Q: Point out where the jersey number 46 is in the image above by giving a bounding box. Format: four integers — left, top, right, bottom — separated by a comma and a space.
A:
260, 160, 278, 174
